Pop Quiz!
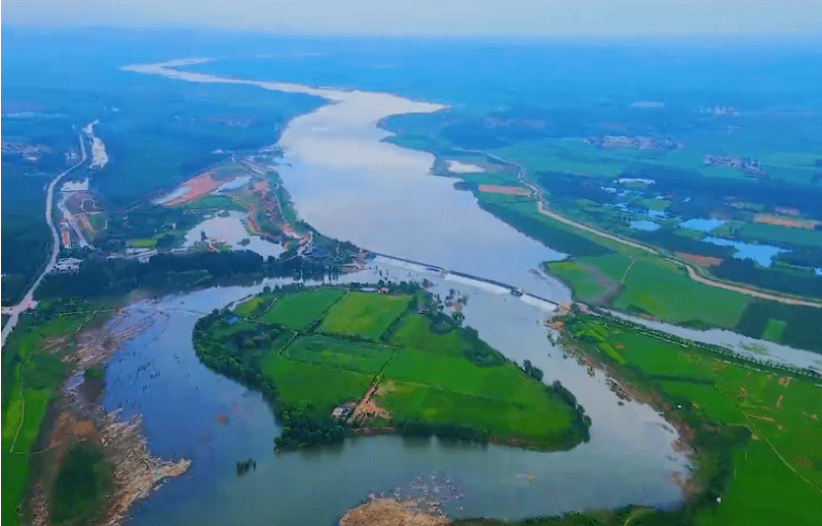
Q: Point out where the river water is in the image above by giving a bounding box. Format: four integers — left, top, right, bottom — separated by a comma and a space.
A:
104, 262, 686, 526
111, 58, 819, 524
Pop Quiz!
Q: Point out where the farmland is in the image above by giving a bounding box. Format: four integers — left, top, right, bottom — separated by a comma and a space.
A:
561, 314, 822, 526
193, 285, 588, 450
319, 291, 410, 340
261, 288, 346, 330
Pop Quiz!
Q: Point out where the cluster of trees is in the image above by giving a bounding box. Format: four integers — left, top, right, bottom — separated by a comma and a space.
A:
522, 360, 544, 382
274, 415, 346, 450
713, 258, 822, 300
34, 250, 345, 301
549, 380, 592, 444
394, 419, 491, 443
461, 326, 507, 367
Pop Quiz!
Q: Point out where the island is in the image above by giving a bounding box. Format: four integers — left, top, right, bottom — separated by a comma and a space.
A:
193, 283, 590, 451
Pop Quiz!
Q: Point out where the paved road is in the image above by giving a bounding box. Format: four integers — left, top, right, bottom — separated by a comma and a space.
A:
1, 129, 89, 348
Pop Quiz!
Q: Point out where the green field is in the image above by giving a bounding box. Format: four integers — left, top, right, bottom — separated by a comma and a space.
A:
319, 292, 410, 340
378, 350, 576, 446
282, 335, 395, 375
260, 356, 374, 417
389, 314, 466, 356
260, 288, 346, 330
565, 315, 822, 524
613, 258, 750, 328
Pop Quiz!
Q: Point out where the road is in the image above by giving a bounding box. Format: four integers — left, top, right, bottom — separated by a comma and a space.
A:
455, 148, 822, 309
1, 129, 89, 348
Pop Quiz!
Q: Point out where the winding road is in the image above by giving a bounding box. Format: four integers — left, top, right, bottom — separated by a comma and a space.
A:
1, 128, 89, 348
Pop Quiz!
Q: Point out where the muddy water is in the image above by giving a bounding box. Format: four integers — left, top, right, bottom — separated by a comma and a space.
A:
123, 60, 569, 302
104, 261, 686, 526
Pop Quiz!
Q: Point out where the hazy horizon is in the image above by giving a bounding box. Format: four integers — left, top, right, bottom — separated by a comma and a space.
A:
4, 0, 822, 37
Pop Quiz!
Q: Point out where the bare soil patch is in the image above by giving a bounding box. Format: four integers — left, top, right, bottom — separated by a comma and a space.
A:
339, 497, 449, 526
164, 172, 219, 206
754, 214, 820, 229
675, 252, 723, 268
478, 184, 531, 196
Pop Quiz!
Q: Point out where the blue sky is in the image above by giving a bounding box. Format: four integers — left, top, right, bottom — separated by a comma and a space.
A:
4, 0, 822, 36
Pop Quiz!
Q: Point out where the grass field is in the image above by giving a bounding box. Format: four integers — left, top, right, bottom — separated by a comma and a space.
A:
281, 335, 395, 375
379, 351, 575, 444
260, 288, 346, 330
568, 315, 822, 523
613, 257, 750, 328
319, 292, 410, 340
259, 355, 374, 417
389, 314, 466, 356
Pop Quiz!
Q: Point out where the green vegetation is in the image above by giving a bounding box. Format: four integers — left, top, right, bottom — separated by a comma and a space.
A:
319, 291, 410, 340
281, 335, 395, 375
260, 288, 346, 330
738, 223, 822, 248
2, 302, 114, 526
761, 318, 787, 343
50, 442, 114, 526
193, 285, 588, 451
559, 313, 822, 526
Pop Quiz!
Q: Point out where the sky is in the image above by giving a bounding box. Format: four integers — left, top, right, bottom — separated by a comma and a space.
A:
3, 0, 822, 36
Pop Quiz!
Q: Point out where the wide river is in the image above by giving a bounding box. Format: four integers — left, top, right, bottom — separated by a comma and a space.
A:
111, 59, 816, 525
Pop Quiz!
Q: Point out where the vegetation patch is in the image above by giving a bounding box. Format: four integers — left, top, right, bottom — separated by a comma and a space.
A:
319, 291, 410, 340
50, 442, 114, 526
281, 335, 395, 375
560, 313, 822, 525
260, 288, 346, 330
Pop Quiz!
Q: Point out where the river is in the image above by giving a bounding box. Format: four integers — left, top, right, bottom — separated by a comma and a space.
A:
111, 58, 815, 524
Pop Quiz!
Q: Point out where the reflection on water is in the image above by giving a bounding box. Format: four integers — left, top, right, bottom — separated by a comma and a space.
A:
105, 262, 687, 526
703, 237, 786, 267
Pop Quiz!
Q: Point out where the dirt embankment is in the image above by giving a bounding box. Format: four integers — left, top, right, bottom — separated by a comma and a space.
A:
340, 497, 450, 526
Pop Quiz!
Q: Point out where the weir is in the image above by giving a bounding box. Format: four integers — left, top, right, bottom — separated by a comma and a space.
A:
368, 251, 559, 311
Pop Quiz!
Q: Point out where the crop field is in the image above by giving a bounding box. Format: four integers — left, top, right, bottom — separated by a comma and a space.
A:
259, 288, 346, 330
234, 295, 270, 317
378, 351, 575, 443
260, 356, 373, 417
376, 379, 573, 444
571, 315, 822, 516
546, 260, 611, 303
389, 314, 466, 356
281, 335, 396, 375
613, 258, 750, 328
319, 292, 410, 340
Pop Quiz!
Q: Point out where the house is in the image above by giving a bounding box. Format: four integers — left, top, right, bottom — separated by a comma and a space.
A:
226, 316, 239, 325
